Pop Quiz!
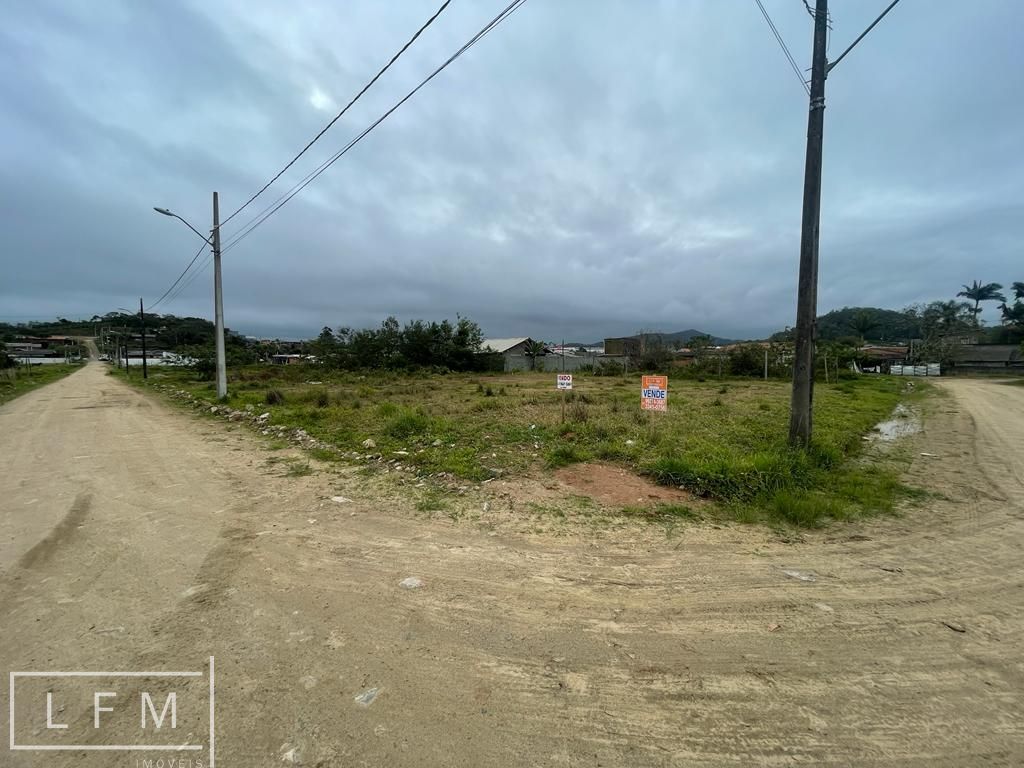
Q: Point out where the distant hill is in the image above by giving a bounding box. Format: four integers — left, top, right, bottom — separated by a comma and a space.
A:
770, 307, 920, 343
655, 328, 735, 346
586, 329, 734, 348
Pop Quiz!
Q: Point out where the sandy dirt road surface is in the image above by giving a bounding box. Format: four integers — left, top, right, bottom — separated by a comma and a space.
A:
1, 365, 1022, 766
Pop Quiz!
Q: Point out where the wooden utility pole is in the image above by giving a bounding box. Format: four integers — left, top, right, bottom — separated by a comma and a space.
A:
788, 0, 902, 446
139, 297, 148, 380
788, 0, 829, 446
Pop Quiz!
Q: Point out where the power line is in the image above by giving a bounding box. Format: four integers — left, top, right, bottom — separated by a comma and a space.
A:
148, 241, 208, 311
158, 248, 215, 309
219, 0, 453, 229
754, 0, 810, 95
148, 0, 454, 311
218, 0, 527, 257
147, 0, 523, 312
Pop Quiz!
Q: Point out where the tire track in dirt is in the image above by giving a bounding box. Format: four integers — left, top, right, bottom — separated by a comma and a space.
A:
15, 491, 92, 570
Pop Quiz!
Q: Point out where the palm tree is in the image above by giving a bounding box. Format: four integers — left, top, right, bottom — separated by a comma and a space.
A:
956, 280, 1006, 326
1012, 282, 1024, 301
523, 340, 546, 370
1001, 301, 1024, 331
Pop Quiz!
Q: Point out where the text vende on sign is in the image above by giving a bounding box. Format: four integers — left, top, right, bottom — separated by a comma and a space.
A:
641, 375, 668, 411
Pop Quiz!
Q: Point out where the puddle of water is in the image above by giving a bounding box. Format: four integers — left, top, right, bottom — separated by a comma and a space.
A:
870, 403, 921, 441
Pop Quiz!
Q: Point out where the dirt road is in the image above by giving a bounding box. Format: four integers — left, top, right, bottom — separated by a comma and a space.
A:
1, 366, 1021, 766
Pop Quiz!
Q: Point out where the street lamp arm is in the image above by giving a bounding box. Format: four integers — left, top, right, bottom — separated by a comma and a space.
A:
826, 0, 901, 74
153, 207, 213, 244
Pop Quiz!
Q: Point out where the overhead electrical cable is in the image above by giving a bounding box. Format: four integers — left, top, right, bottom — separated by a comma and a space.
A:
753, 0, 811, 95
218, 0, 527, 257
219, 0, 453, 228
148, 0, 456, 309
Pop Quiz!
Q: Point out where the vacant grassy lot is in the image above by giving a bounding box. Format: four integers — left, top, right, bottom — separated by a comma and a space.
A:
0, 364, 81, 406
132, 364, 929, 526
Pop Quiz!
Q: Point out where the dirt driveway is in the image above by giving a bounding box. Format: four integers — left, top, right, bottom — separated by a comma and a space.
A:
1, 366, 1021, 766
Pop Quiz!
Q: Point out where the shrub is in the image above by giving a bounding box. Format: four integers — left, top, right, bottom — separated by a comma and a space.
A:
595, 359, 624, 376
727, 344, 768, 377
266, 389, 285, 405
567, 401, 589, 423
315, 390, 330, 408
545, 443, 590, 468
194, 357, 216, 381
386, 408, 430, 438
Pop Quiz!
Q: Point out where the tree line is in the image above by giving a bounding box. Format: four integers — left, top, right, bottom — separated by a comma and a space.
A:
307, 316, 494, 372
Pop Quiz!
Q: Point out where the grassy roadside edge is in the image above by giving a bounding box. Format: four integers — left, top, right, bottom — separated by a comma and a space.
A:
0, 364, 84, 407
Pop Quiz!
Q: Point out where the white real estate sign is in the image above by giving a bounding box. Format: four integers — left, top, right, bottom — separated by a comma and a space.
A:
556, 374, 573, 390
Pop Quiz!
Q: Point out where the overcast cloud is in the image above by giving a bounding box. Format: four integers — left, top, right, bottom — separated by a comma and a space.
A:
1, 0, 1021, 341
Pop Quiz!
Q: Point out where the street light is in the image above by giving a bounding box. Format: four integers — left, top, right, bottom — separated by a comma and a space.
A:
153, 207, 211, 245
153, 193, 226, 399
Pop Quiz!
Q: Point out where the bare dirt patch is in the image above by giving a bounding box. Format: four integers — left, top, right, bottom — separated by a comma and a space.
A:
554, 461, 700, 507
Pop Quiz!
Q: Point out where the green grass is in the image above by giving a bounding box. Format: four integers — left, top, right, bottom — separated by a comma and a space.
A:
132, 365, 930, 527
415, 489, 448, 512
620, 502, 700, 521
284, 460, 313, 477
0, 364, 81, 406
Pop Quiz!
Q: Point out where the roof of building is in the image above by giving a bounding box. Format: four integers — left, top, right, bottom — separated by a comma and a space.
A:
953, 345, 1022, 363
862, 345, 909, 361
482, 337, 531, 353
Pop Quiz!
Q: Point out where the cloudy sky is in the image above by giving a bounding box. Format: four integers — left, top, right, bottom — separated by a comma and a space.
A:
1, 1, 1021, 341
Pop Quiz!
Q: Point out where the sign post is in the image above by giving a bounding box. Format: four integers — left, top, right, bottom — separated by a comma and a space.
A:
557, 374, 573, 422
641, 375, 668, 412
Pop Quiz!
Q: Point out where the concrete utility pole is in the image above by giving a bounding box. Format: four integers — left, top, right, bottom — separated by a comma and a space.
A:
153, 197, 228, 399
212, 192, 227, 400
788, 0, 829, 447
139, 297, 148, 380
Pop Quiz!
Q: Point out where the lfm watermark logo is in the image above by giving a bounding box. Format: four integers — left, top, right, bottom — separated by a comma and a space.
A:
8, 657, 214, 766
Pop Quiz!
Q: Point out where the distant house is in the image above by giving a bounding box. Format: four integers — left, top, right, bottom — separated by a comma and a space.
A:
603, 336, 641, 356
270, 354, 305, 365
951, 345, 1024, 373
480, 337, 561, 372
482, 338, 536, 356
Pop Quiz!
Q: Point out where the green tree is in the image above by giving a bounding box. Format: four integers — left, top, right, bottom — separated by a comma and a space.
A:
999, 282, 1024, 335
905, 300, 974, 365
847, 309, 877, 345
726, 344, 766, 377
957, 280, 1006, 326
688, 334, 713, 371
311, 327, 341, 366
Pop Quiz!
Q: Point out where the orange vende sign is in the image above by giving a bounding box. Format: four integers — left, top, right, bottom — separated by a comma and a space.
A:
641, 375, 668, 411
